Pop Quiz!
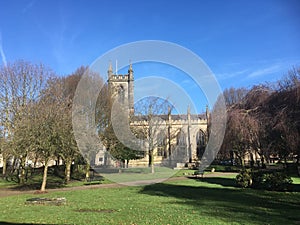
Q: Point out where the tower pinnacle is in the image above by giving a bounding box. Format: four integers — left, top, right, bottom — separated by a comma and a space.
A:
128, 61, 134, 80
108, 61, 113, 78
128, 61, 133, 72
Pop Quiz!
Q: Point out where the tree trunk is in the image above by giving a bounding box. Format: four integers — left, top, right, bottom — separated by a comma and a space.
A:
284, 157, 287, 168
10, 157, 17, 176
238, 154, 245, 168
33, 156, 38, 170
2, 157, 7, 178
40, 162, 49, 192
230, 151, 234, 166
261, 155, 266, 169
85, 163, 90, 182
65, 160, 72, 183
19, 157, 26, 185
149, 151, 155, 173
148, 150, 152, 167
148, 150, 153, 167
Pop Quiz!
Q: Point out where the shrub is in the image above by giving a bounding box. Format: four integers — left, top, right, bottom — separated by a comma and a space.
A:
236, 169, 252, 188
263, 172, 292, 191
236, 170, 293, 191
251, 170, 265, 189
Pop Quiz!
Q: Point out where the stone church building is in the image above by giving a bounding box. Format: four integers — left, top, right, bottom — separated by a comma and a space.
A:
94, 64, 209, 168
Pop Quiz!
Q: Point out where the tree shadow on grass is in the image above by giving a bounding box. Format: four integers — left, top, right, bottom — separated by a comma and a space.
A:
290, 183, 300, 192
190, 176, 300, 192
9, 179, 65, 191
139, 182, 300, 224
190, 176, 238, 187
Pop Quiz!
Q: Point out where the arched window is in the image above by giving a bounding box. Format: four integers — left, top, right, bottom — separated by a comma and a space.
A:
196, 130, 206, 158
157, 131, 166, 157
176, 129, 186, 147
118, 85, 125, 103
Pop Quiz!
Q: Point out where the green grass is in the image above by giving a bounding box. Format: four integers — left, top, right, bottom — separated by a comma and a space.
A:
206, 164, 240, 172
101, 167, 177, 183
0, 171, 113, 190
292, 176, 300, 185
0, 176, 300, 225
0, 179, 16, 189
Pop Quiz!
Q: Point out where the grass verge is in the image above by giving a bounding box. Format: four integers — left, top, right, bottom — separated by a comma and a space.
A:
0, 176, 299, 225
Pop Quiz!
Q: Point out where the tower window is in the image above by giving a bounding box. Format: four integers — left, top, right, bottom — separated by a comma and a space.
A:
118, 85, 125, 103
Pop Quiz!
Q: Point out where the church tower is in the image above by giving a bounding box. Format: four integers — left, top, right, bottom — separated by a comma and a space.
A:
107, 62, 134, 114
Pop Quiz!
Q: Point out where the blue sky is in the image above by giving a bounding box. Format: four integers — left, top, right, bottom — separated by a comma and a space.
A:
0, 0, 299, 112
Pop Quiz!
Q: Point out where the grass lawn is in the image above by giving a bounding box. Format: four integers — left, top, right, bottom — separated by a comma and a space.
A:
0, 167, 196, 190
0, 176, 300, 225
0, 179, 16, 189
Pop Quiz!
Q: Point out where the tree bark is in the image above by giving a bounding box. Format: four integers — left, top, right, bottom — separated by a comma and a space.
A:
10, 157, 18, 175
2, 157, 7, 178
85, 163, 90, 182
148, 150, 152, 166
65, 160, 72, 183
149, 151, 155, 173
19, 157, 26, 185
40, 161, 49, 192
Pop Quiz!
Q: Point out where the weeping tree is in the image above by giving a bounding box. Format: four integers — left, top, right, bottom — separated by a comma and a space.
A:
221, 67, 300, 168
223, 109, 259, 167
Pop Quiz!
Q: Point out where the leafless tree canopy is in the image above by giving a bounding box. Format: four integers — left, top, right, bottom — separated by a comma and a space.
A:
219, 67, 300, 167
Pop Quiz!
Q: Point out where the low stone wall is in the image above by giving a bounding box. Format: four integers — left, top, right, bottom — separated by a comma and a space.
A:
25, 197, 66, 206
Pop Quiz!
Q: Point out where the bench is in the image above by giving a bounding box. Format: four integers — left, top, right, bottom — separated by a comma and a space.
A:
85, 176, 104, 185
193, 170, 204, 178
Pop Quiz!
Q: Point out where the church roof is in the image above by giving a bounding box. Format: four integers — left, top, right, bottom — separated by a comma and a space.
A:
131, 113, 206, 122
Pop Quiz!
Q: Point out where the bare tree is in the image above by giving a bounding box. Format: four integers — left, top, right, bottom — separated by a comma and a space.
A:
223, 87, 248, 107
133, 97, 174, 173
72, 68, 105, 181
46, 77, 80, 183
0, 60, 52, 180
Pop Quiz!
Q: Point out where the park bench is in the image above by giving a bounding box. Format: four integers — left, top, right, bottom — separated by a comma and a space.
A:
85, 175, 104, 185
193, 170, 204, 178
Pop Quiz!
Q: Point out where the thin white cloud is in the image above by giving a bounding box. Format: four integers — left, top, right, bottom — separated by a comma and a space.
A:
247, 64, 281, 78
0, 32, 7, 67
215, 59, 300, 88
216, 69, 249, 80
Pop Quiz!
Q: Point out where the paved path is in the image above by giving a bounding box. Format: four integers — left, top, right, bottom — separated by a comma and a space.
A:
0, 172, 237, 198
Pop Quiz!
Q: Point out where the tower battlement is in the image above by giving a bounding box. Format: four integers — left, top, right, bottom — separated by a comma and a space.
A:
109, 74, 130, 81
107, 63, 134, 113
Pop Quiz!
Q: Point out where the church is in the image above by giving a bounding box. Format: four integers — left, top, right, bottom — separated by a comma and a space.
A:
94, 63, 209, 168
